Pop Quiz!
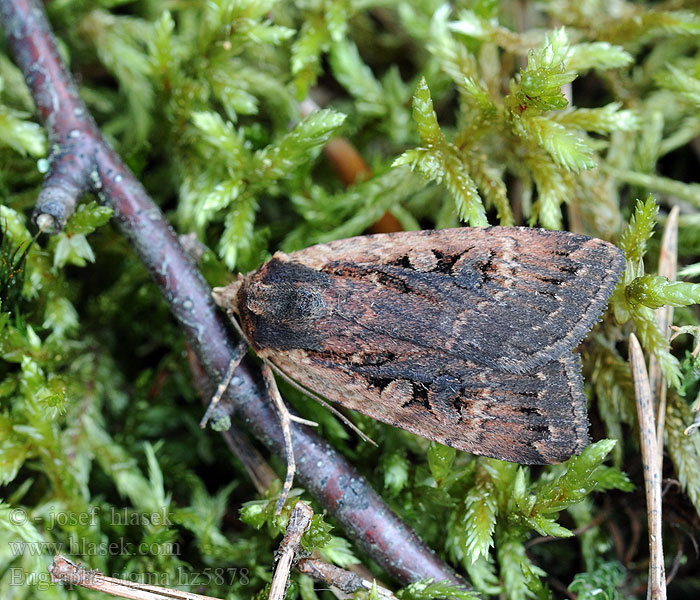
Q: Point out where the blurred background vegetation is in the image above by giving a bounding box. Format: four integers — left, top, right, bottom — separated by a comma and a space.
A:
1, 1, 700, 598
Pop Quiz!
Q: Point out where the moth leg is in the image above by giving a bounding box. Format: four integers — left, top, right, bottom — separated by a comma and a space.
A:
265, 360, 377, 446
289, 414, 319, 427
262, 362, 296, 515
200, 341, 247, 428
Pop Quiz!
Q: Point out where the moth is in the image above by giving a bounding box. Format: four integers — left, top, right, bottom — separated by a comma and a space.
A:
213, 227, 625, 465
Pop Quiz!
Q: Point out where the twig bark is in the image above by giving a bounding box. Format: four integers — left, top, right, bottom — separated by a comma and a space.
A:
629, 334, 667, 600
297, 558, 396, 599
0, 0, 465, 588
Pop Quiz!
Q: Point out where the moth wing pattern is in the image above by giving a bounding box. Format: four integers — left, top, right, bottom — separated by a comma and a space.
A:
285, 227, 625, 373
220, 226, 626, 464
266, 346, 588, 464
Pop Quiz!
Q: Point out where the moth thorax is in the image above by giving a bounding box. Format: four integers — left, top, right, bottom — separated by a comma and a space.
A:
246, 281, 329, 323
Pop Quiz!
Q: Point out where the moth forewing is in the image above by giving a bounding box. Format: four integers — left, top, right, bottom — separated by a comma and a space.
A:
213, 227, 626, 464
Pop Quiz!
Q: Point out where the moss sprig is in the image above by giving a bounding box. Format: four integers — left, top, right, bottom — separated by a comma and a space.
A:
3, 1, 700, 597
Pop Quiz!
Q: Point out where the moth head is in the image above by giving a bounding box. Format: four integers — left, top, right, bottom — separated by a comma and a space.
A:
238, 257, 331, 324
243, 279, 328, 323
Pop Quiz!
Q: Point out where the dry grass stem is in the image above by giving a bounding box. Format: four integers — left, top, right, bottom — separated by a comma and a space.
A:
629, 333, 667, 600
268, 502, 313, 600
648, 206, 679, 470
49, 555, 223, 600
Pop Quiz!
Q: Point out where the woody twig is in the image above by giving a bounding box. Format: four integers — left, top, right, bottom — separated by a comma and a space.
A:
191, 353, 390, 599
271, 502, 396, 600
297, 559, 396, 600
0, 0, 464, 588
629, 334, 667, 600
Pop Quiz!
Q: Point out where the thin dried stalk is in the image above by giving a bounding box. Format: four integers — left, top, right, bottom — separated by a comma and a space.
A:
49, 555, 222, 600
629, 334, 667, 600
269, 502, 313, 600
648, 206, 679, 470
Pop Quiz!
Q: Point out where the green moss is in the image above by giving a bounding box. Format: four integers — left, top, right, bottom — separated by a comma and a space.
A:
2, 1, 700, 598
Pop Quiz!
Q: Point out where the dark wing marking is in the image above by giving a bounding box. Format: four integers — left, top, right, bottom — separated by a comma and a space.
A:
265, 345, 588, 464
284, 227, 625, 373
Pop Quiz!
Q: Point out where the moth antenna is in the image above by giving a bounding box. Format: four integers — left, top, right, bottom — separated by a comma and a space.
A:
264, 359, 378, 447
261, 362, 296, 515
200, 341, 247, 428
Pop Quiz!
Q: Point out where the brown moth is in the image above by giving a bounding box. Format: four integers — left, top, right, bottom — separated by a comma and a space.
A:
213, 227, 625, 464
